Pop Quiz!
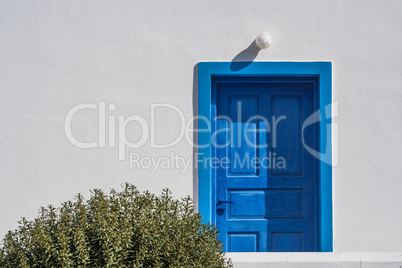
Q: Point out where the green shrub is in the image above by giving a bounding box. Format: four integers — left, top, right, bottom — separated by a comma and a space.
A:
0, 183, 232, 268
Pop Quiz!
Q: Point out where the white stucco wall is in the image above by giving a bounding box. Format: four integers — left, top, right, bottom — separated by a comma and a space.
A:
1, 0, 402, 252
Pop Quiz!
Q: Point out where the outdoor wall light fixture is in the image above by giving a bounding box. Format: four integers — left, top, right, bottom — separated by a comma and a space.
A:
256, 32, 271, 49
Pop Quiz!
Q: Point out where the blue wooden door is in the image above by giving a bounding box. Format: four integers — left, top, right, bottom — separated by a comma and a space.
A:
213, 77, 318, 252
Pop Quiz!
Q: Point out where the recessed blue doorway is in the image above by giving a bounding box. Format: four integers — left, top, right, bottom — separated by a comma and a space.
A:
197, 62, 333, 252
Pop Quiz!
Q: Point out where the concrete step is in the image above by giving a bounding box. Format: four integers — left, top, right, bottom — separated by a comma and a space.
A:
228, 252, 402, 268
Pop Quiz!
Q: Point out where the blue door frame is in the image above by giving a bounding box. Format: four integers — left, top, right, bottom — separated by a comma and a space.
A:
197, 62, 333, 252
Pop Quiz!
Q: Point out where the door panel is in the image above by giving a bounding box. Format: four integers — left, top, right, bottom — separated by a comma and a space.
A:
271, 94, 303, 175
213, 77, 318, 252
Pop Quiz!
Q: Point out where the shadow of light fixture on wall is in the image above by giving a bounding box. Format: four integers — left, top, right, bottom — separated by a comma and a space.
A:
230, 32, 271, 72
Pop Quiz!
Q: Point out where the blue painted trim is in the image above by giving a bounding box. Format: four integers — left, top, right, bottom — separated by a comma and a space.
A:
197, 61, 333, 252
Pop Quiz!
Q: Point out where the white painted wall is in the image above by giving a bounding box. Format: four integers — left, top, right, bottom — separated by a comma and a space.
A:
1, 0, 402, 252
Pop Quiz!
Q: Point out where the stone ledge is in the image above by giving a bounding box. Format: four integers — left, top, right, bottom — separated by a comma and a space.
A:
227, 252, 402, 268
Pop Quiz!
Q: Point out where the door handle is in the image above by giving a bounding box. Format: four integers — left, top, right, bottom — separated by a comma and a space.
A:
217, 200, 234, 205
